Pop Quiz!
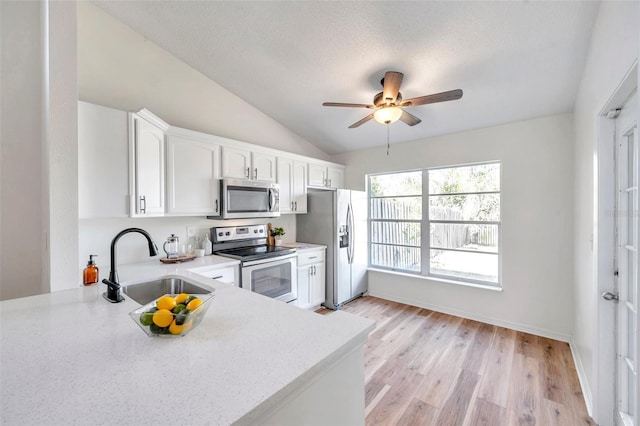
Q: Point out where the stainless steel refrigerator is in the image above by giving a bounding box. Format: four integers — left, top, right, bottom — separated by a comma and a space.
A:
297, 188, 368, 310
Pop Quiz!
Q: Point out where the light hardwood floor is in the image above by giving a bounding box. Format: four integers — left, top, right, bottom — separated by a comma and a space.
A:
318, 296, 595, 425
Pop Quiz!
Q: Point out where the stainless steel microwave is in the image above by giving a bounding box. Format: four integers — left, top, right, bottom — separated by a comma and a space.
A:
216, 179, 280, 219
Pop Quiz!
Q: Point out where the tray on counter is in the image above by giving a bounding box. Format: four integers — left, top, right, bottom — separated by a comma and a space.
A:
159, 255, 197, 264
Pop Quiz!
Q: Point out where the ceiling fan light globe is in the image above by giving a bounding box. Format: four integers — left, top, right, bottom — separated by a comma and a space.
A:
373, 106, 403, 124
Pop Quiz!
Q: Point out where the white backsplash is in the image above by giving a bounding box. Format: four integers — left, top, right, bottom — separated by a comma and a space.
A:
78, 215, 297, 285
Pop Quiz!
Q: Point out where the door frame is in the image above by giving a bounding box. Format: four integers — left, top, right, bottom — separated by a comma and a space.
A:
594, 61, 638, 425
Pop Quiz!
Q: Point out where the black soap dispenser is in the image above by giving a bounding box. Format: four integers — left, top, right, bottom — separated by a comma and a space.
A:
83, 255, 99, 286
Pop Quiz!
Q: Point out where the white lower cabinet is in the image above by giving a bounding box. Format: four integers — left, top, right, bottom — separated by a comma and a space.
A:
166, 132, 220, 216
296, 248, 326, 310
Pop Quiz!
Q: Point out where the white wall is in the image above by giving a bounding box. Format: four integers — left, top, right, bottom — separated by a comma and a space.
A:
331, 114, 575, 340
77, 2, 328, 161
47, 0, 78, 293
572, 1, 639, 421
0, 0, 46, 300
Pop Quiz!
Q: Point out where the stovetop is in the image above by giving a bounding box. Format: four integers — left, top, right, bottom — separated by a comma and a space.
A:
214, 245, 296, 262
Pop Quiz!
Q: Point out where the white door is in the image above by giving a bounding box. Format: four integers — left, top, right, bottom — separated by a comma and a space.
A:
308, 163, 327, 187
134, 115, 165, 216
166, 134, 220, 216
293, 161, 308, 213
252, 152, 276, 182
614, 91, 638, 426
276, 157, 293, 213
221, 146, 251, 179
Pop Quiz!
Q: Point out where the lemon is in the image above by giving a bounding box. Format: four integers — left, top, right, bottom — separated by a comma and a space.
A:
156, 296, 177, 311
175, 293, 189, 304
168, 320, 186, 335
152, 309, 174, 328
186, 298, 203, 311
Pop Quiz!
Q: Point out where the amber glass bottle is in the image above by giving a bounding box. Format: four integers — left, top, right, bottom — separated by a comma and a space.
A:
83, 255, 99, 286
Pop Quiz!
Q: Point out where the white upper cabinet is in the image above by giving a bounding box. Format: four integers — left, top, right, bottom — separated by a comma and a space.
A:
252, 152, 276, 182
78, 101, 129, 219
221, 146, 251, 179
130, 110, 169, 217
166, 132, 220, 216
221, 146, 276, 182
327, 166, 344, 189
277, 157, 294, 214
293, 160, 308, 213
308, 163, 344, 189
277, 157, 308, 214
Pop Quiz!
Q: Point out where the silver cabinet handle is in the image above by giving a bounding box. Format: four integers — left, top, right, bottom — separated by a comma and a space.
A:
309, 256, 317, 260
254, 168, 258, 180
246, 167, 250, 178
294, 201, 297, 211
215, 199, 219, 213
602, 292, 619, 302
291, 201, 294, 211
140, 195, 146, 214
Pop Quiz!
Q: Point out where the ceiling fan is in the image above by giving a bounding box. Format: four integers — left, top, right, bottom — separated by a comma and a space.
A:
322, 71, 463, 128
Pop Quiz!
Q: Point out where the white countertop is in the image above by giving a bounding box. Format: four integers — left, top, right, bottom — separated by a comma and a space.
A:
281, 242, 327, 253
0, 259, 373, 425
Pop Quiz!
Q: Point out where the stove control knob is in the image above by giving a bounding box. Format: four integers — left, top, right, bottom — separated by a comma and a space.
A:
253, 229, 258, 233
218, 232, 223, 237
259, 229, 263, 233
225, 232, 231, 236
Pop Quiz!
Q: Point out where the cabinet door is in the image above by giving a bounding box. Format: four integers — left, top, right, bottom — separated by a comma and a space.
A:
252, 152, 276, 182
308, 163, 327, 187
296, 266, 311, 309
276, 157, 294, 214
293, 161, 308, 213
166, 134, 220, 216
221, 146, 251, 179
133, 115, 165, 216
78, 101, 128, 218
327, 167, 344, 189
310, 261, 326, 306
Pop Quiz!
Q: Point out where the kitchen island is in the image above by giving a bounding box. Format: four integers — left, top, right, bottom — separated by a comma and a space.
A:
0, 257, 374, 425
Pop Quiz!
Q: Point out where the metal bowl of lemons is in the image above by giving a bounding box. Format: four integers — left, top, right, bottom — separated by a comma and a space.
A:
129, 292, 214, 337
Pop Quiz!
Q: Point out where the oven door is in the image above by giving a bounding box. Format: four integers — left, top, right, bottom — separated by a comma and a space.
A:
241, 255, 297, 303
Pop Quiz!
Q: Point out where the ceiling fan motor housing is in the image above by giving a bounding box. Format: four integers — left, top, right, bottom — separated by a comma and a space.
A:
374, 91, 402, 106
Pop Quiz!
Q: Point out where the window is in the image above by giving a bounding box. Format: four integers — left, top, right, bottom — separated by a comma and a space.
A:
369, 162, 501, 287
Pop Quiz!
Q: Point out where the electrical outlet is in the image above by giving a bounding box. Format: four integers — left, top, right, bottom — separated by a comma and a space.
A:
186, 226, 196, 239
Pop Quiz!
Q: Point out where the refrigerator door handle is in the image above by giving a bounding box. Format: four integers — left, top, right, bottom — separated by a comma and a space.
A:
347, 203, 354, 264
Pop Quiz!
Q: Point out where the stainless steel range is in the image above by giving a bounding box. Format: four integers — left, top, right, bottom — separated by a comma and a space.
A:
211, 225, 297, 303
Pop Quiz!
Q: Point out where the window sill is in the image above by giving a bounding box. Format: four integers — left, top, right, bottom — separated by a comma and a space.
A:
367, 268, 503, 292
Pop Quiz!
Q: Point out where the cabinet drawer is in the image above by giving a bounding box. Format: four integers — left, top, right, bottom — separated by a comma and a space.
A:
298, 250, 325, 267
191, 266, 237, 285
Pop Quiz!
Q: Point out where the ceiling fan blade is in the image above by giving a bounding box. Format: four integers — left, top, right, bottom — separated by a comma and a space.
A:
323, 102, 374, 108
399, 110, 422, 126
348, 113, 375, 128
381, 71, 404, 104
401, 89, 463, 107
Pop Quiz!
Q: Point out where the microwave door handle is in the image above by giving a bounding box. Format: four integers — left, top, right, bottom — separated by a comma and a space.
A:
268, 189, 275, 211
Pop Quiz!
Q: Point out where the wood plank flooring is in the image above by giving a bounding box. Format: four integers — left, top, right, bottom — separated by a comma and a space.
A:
318, 296, 595, 425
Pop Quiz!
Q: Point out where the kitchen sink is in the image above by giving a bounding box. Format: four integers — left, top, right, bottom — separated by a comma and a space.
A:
123, 277, 212, 305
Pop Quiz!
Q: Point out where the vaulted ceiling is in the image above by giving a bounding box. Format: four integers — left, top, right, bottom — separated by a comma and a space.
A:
94, 1, 600, 155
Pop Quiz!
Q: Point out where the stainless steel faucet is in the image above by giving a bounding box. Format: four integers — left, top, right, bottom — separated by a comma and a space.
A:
102, 228, 159, 303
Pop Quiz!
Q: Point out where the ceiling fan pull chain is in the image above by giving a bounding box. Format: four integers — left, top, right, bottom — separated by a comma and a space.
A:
386, 124, 390, 156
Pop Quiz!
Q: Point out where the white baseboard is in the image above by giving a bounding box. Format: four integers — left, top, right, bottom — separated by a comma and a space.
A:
569, 339, 594, 419
368, 290, 572, 342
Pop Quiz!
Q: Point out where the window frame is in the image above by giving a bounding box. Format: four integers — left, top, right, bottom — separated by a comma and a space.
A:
368, 161, 502, 288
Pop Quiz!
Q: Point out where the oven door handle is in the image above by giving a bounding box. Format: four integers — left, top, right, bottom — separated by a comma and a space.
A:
241, 252, 297, 267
